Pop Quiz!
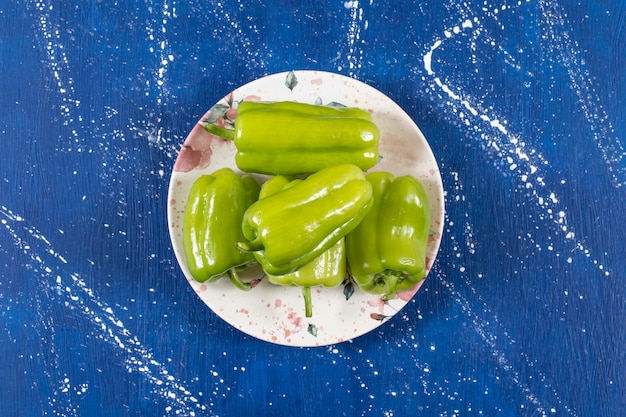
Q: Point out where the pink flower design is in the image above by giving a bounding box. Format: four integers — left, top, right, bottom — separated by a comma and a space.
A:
173, 113, 235, 172
396, 283, 422, 301
367, 297, 387, 313
242, 94, 262, 102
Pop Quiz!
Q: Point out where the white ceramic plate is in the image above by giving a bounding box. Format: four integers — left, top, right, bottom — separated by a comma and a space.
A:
167, 70, 444, 347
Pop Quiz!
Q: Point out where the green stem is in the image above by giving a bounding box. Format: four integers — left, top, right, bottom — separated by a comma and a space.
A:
228, 268, 252, 291
302, 286, 313, 318
380, 273, 399, 301
203, 123, 236, 141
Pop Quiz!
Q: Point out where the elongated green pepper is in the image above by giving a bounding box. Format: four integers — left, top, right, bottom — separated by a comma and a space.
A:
183, 168, 260, 289
261, 175, 347, 317
237, 164, 373, 276
257, 174, 297, 199
346, 171, 431, 300
203, 101, 380, 175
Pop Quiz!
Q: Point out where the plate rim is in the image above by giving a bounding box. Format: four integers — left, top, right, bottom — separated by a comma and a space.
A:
167, 70, 445, 347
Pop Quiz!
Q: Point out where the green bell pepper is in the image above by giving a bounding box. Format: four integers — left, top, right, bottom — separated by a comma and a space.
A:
183, 168, 260, 289
203, 100, 380, 175
261, 175, 347, 317
257, 174, 298, 199
346, 171, 431, 300
237, 163, 373, 276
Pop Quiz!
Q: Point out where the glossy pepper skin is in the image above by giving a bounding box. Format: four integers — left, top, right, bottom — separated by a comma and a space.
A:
261, 175, 347, 317
203, 101, 380, 175
346, 171, 431, 300
183, 168, 260, 289
237, 164, 373, 276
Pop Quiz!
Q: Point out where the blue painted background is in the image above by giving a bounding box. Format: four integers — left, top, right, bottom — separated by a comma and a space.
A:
1, 1, 624, 416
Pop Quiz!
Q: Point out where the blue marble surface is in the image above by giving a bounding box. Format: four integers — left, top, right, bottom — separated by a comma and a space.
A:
1, 0, 624, 416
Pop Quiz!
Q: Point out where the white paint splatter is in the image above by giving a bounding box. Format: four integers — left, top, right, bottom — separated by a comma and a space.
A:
26, 0, 80, 144
537, 0, 625, 187
145, 0, 178, 103
422, 7, 610, 279
423, 19, 507, 135
439, 175, 579, 416
1, 205, 209, 415
416, 2, 620, 414
341, 0, 365, 75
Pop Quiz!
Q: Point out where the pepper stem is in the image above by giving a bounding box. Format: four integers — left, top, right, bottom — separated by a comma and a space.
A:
227, 268, 252, 291
380, 273, 400, 301
302, 286, 313, 318
203, 123, 236, 141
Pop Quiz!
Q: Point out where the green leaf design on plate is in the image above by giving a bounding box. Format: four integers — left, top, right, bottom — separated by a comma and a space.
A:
285, 71, 298, 91
307, 323, 318, 337
203, 103, 230, 124
343, 280, 355, 301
